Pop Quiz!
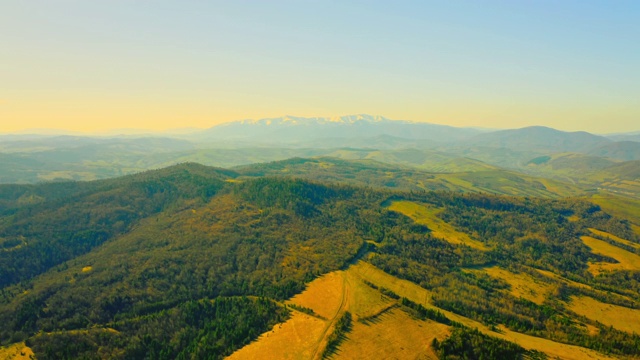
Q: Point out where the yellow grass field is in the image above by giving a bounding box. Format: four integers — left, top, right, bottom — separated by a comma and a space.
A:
590, 194, 640, 228
230, 261, 616, 360
471, 266, 553, 304
343, 268, 394, 320
535, 269, 592, 289
336, 307, 450, 360
287, 271, 346, 319
498, 327, 615, 360
0, 343, 34, 360
349, 261, 433, 305
232, 270, 350, 360
581, 236, 640, 275
569, 296, 640, 334
226, 312, 326, 360
387, 201, 487, 250
589, 228, 640, 250
354, 262, 614, 360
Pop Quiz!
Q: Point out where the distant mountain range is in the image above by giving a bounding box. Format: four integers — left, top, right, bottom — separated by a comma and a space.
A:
2, 116, 640, 359
0, 115, 639, 193
191, 114, 485, 144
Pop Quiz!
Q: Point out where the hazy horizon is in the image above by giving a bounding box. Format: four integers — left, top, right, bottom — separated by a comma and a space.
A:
2, 1, 639, 134
1, 113, 639, 137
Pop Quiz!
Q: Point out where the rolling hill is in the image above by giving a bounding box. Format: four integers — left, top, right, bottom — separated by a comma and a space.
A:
587, 141, 640, 161
1, 162, 639, 359
464, 126, 612, 153
234, 157, 586, 198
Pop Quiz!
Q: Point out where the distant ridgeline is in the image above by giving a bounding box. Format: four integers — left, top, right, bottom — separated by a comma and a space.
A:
1, 117, 639, 198
0, 162, 639, 359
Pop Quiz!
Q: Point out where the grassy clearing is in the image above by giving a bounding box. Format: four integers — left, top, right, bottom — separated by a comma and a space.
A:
336, 307, 449, 360
589, 228, 640, 250
589, 194, 640, 227
37, 171, 98, 182
498, 326, 615, 360
471, 266, 553, 305
287, 271, 345, 319
387, 201, 487, 250
343, 267, 394, 320
535, 269, 592, 289
569, 296, 640, 334
232, 262, 616, 360
226, 312, 326, 360
0, 342, 34, 360
283, 270, 354, 360
232, 270, 349, 360
349, 261, 433, 305
356, 262, 614, 360
581, 236, 640, 275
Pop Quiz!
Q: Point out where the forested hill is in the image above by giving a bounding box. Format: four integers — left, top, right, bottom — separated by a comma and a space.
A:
1, 162, 640, 359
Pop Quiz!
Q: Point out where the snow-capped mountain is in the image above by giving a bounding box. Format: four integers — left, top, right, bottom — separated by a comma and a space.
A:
194, 114, 482, 145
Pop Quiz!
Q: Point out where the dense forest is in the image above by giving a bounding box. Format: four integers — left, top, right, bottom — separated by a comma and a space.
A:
1, 162, 639, 358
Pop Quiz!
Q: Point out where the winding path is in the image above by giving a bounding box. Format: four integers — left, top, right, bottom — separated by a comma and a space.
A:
309, 271, 351, 360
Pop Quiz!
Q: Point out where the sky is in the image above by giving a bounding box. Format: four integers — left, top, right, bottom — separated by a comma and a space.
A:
1, 0, 639, 134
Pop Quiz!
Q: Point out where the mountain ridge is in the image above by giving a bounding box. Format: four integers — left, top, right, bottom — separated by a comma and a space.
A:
464, 125, 612, 153
194, 114, 483, 143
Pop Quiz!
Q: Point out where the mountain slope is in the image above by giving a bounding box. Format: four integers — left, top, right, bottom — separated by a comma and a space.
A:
0, 163, 234, 288
234, 157, 586, 198
466, 126, 612, 153
1, 166, 639, 359
588, 141, 640, 161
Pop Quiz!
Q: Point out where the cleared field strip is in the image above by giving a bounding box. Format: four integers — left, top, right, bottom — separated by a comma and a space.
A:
230, 261, 617, 360
387, 200, 488, 250
569, 296, 640, 334
349, 261, 433, 305
498, 326, 616, 360
343, 268, 394, 320
336, 307, 449, 360
469, 266, 554, 305
581, 236, 640, 275
535, 269, 592, 289
589, 194, 640, 229
588, 228, 640, 250
352, 262, 615, 360
226, 312, 326, 360
288, 271, 346, 319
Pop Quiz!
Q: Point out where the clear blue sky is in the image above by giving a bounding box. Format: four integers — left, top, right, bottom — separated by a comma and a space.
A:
1, 0, 639, 133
